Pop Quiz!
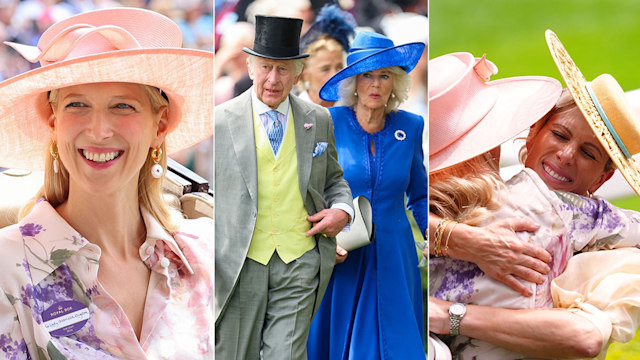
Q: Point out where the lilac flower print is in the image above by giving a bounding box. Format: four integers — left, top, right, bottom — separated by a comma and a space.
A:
85, 285, 100, 299
36, 264, 75, 303
431, 258, 483, 303
19, 223, 44, 237
557, 193, 621, 233
0, 334, 9, 348
20, 264, 77, 324
0, 334, 27, 359
553, 191, 636, 250
19, 284, 33, 306
70, 317, 104, 351
70, 235, 84, 247
579, 198, 621, 232
20, 259, 30, 277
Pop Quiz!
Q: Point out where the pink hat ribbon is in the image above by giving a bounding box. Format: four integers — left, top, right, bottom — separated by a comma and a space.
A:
473, 54, 498, 82
6, 24, 142, 66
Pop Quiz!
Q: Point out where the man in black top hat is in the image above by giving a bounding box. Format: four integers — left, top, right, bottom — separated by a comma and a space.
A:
215, 15, 353, 359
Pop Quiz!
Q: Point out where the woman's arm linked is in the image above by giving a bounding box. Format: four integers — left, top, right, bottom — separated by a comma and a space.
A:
429, 296, 604, 358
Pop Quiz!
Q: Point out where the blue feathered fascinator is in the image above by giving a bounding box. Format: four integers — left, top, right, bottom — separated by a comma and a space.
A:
300, 4, 357, 52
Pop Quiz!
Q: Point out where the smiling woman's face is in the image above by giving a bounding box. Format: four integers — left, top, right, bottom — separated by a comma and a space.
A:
524, 105, 614, 195
50, 82, 167, 197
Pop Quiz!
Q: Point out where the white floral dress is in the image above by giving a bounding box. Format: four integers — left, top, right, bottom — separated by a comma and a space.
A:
0, 199, 213, 359
430, 168, 640, 360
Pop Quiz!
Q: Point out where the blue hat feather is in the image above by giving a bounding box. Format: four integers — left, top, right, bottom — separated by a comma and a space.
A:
300, 4, 357, 52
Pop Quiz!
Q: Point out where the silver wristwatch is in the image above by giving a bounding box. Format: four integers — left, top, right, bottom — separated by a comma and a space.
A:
448, 302, 466, 335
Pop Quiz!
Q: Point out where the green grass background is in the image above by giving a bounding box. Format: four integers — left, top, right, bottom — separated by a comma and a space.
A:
430, 0, 640, 357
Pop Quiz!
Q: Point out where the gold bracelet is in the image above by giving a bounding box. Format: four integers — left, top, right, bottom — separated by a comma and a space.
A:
438, 220, 453, 256
433, 220, 443, 256
433, 219, 452, 257
442, 221, 458, 257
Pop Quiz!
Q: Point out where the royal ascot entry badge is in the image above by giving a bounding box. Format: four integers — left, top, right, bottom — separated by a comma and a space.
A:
42, 300, 90, 336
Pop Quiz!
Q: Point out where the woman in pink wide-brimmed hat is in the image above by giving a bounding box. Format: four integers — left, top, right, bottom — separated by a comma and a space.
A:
0, 7, 213, 359
428, 32, 640, 360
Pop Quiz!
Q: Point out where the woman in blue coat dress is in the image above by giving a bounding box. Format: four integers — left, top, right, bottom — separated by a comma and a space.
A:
307, 31, 427, 359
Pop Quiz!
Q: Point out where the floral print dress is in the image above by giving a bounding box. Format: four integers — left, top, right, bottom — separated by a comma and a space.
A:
429, 168, 640, 360
0, 199, 213, 359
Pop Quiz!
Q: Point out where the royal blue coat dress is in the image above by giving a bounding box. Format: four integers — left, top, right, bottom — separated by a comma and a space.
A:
308, 106, 428, 359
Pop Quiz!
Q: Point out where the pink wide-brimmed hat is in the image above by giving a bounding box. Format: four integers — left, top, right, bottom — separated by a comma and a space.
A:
0, 7, 213, 170
429, 52, 562, 172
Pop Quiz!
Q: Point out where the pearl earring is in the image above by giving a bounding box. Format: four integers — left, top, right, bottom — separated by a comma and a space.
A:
150, 147, 163, 178
50, 142, 59, 174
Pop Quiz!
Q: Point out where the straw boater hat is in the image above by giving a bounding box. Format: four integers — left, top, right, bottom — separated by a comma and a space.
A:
545, 29, 640, 196
429, 52, 562, 172
0, 7, 213, 170
319, 31, 425, 102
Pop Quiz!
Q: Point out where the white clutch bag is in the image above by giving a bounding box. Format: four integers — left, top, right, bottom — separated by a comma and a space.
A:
428, 334, 452, 360
336, 196, 374, 251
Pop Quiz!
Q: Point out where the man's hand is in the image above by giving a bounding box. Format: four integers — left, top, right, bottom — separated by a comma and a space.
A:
335, 245, 348, 263
306, 208, 349, 237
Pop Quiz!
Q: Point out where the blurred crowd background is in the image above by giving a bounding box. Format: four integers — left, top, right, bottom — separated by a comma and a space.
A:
0, 0, 213, 79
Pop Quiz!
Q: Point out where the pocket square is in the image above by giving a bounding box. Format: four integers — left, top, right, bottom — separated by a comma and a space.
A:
312, 142, 328, 157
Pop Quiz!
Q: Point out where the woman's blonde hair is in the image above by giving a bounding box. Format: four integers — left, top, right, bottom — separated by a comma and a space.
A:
19, 84, 179, 232
519, 88, 614, 172
429, 154, 503, 226
337, 66, 411, 114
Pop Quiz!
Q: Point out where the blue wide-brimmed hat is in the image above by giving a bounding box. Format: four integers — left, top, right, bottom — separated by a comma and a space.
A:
319, 31, 425, 102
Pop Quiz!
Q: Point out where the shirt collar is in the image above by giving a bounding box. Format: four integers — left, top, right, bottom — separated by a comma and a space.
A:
20, 199, 89, 285
20, 199, 194, 285
251, 86, 290, 116
139, 206, 194, 274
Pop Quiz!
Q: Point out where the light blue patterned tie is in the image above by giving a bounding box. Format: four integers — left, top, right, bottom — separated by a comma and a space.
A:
266, 110, 284, 154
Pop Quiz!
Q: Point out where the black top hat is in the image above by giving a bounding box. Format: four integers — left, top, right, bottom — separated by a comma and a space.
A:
243, 15, 310, 60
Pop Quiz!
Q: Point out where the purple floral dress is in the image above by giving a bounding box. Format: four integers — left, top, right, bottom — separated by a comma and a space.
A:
0, 199, 213, 359
430, 168, 640, 359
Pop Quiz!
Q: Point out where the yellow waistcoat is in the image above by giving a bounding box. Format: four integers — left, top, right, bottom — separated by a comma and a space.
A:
247, 110, 315, 265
